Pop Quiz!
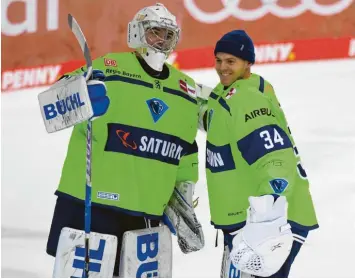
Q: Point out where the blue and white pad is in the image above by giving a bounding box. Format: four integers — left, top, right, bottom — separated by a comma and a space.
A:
221, 245, 241, 278
119, 225, 172, 278
53, 227, 117, 278
38, 75, 93, 133
221, 245, 254, 278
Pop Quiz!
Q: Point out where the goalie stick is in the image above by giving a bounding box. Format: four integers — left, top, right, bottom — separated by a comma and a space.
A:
67, 14, 93, 278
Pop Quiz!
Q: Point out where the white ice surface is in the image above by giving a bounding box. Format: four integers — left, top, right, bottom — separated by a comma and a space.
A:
1, 59, 355, 277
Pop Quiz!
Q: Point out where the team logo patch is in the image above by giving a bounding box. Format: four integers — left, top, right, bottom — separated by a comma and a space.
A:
269, 178, 289, 194
104, 58, 117, 67
146, 98, 169, 123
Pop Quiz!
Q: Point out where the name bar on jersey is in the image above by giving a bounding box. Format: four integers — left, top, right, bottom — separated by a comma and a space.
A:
206, 141, 235, 173
105, 123, 191, 165
237, 124, 292, 165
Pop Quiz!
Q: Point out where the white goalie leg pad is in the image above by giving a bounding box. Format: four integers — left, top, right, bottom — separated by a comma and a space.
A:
119, 225, 172, 278
53, 227, 117, 278
38, 75, 94, 133
221, 245, 241, 278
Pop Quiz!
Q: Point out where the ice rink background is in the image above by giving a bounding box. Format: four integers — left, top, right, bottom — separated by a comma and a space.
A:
2, 59, 355, 277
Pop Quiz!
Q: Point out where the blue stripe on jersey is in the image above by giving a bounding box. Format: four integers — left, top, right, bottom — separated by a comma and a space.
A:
206, 141, 235, 173
289, 220, 319, 231
105, 123, 190, 165
210, 92, 231, 114
163, 87, 197, 104
210, 220, 246, 230
105, 75, 153, 88
259, 76, 265, 93
184, 140, 198, 156
210, 92, 219, 100
55, 191, 163, 219
218, 98, 231, 114
209, 92, 231, 114
237, 125, 292, 165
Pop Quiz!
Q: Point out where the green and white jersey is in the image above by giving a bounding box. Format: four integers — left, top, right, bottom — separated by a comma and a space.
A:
205, 75, 318, 231
56, 52, 199, 218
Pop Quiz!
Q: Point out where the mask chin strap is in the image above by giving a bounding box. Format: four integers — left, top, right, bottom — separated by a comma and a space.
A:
141, 48, 168, 72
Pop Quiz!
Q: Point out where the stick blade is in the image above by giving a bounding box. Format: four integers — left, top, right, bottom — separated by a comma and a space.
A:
66, 14, 93, 79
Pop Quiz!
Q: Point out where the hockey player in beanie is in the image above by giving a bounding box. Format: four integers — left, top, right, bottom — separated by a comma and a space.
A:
215, 30, 255, 63
214, 30, 256, 86
197, 29, 319, 278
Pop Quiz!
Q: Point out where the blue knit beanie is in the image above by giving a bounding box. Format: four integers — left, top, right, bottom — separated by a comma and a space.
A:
214, 30, 255, 64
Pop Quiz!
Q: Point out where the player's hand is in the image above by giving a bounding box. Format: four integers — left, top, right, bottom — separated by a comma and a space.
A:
85, 70, 109, 118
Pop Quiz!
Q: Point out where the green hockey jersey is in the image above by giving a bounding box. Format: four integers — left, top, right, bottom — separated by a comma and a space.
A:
56, 52, 199, 218
205, 74, 318, 231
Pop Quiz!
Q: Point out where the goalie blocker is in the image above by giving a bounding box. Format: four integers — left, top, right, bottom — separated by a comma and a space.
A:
47, 196, 169, 277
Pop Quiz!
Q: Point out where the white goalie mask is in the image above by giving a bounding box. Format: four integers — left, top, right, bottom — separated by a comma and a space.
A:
127, 3, 180, 71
